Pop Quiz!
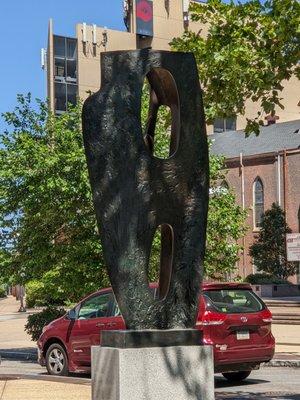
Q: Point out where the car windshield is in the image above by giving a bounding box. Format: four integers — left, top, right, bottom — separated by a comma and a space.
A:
203, 289, 264, 314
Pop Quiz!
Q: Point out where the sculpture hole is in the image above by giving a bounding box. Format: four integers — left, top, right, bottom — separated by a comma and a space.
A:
148, 224, 173, 300
154, 104, 171, 159
142, 68, 180, 159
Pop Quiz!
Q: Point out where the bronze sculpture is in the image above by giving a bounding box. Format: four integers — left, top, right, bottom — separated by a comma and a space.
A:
82, 49, 209, 330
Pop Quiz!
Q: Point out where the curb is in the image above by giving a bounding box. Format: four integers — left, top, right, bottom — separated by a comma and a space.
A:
1, 352, 300, 368
0, 351, 37, 362
262, 359, 300, 368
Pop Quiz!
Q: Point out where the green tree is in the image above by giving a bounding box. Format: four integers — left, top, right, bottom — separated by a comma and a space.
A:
0, 94, 108, 304
249, 203, 296, 280
205, 151, 247, 279
171, 0, 300, 135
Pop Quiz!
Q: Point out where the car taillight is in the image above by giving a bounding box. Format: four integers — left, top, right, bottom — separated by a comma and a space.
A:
196, 310, 226, 326
196, 319, 224, 326
262, 317, 273, 323
261, 309, 273, 324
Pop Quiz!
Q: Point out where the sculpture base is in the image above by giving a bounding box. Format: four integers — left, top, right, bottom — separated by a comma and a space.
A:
101, 329, 203, 348
92, 331, 214, 400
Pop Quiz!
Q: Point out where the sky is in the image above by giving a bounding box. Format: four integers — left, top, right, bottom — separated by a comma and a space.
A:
0, 0, 124, 131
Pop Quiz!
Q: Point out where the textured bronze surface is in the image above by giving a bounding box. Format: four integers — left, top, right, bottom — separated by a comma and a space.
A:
82, 49, 209, 330
101, 329, 203, 348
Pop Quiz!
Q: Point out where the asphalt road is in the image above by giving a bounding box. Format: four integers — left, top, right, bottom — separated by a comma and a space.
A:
0, 359, 299, 399
215, 367, 300, 399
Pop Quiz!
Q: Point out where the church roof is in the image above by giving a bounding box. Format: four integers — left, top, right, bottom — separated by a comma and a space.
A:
210, 120, 300, 158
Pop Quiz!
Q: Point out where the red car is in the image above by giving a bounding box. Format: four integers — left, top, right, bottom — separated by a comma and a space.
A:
37, 282, 274, 382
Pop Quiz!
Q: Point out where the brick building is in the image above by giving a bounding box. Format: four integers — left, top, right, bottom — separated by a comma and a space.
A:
211, 120, 300, 283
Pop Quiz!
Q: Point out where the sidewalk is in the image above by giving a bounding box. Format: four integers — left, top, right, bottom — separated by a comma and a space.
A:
0, 296, 36, 356
0, 378, 90, 400
0, 295, 24, 315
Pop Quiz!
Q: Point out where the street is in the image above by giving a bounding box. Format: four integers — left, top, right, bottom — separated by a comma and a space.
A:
0, 359, 299, 399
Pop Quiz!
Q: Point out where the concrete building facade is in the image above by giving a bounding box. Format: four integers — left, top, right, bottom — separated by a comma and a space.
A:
46, 0, 202, 113
46, 0, 300, 130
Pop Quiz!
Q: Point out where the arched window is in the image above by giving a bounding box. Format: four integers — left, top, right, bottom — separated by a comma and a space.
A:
220, 180, 229, 194
297, 206, 300, 284
254, 178, 264, 228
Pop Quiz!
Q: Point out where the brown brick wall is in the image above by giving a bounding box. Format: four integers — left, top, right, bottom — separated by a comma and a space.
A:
224, 151, 300, 283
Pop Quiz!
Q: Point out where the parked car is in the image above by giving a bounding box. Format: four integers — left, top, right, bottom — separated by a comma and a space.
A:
37, 282, 275, 382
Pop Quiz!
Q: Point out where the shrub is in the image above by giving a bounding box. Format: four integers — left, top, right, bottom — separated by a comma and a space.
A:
25, 280, 45, 308
0, 287, 7, 298
245, 273, 290, 285
24, 306, 66, 341
25, 279, 64, 308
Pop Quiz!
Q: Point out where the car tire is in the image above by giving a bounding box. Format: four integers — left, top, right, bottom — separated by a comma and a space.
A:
222, 371, 251, 382
45, 343, 69, 376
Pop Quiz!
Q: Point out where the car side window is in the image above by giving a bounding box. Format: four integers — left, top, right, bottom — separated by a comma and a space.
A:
78, 293, 111, 320
111, 295, 121, 317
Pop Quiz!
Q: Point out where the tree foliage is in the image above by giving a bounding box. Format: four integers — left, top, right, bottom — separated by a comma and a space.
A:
205, 150, 247, 279
171, 0, 300, 135
0, 94, 108, 303
249, 203, 296, 280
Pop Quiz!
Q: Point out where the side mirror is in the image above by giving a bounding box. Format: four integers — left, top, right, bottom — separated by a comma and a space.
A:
67, 309, 77, 321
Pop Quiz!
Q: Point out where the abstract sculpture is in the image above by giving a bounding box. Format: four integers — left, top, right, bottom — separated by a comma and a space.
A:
82, 49, 209, 330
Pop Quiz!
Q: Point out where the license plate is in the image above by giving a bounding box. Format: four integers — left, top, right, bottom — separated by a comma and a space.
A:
237, 330, 250, 340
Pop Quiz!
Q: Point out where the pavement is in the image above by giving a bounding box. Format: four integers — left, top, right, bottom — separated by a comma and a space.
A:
0, 296, 36, 359
0, 361, 299, 400
0, 378, 90, 400
0, 295, 300, 399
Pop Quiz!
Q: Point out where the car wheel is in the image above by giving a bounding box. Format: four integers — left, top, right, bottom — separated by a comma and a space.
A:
222, 371, 251, 382
45, 343, 69, 376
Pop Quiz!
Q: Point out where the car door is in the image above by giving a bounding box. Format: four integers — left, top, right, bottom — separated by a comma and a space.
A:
67, 291, 116, 367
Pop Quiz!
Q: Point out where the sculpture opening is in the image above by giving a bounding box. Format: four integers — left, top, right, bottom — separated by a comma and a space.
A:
143, 68, 180, 159
148, 224, 174, 300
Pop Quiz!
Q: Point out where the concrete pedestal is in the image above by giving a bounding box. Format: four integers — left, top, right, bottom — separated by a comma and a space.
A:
92, 344, 215, 400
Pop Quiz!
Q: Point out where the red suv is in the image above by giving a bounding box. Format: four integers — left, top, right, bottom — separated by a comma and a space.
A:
37, 282, 274, 382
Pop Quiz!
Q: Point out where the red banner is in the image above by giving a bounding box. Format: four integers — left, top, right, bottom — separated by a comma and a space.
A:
136, 0, 153, 37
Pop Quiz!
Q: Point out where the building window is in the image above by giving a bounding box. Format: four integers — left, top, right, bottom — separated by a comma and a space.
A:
298, 206, 300, 283
221, 180, 229, 190
53, 35, 78, 114
54, 83, 67, 113
213, 117, 236, 133
253, 178, 264, 228
54, 58, 65, 77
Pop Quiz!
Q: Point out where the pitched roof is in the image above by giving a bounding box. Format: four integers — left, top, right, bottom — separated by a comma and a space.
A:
210, 120, 300, 158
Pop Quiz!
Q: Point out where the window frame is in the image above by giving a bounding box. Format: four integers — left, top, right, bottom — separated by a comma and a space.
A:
213, 116, 237, 133
253, 177, 264, 230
